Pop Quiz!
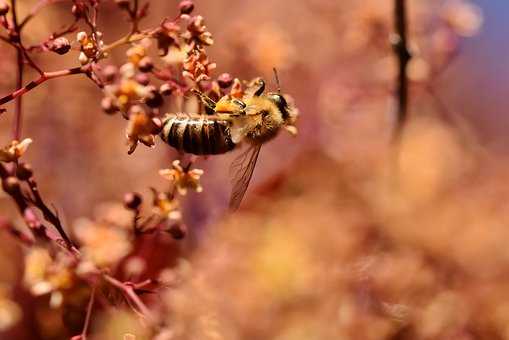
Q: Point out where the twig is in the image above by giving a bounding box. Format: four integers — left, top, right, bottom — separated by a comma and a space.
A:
103, 274, 156, 325
391, 0, 412, 136
80, 285, 96, 340
0, 66, 86, 106
11, 0, 23, 140
26, 178, 75, 249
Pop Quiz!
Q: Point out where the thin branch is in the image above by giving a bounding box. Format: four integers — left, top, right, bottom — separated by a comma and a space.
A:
0, 66, 86, 106
80, 285, 96, 340
11, 0, 23, 140
103, 274, 156, 325
391, 0, 412, 136
26, 177, 75, 249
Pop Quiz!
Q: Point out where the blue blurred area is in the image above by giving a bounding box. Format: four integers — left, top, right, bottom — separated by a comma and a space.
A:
447, 0, 509, 146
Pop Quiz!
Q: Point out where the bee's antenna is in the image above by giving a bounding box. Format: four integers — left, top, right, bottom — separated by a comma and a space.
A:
273, 67, 281, 93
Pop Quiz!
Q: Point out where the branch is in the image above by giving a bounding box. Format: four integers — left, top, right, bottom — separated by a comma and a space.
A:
26, 177, 75, 249
103, 274, 156, 325
391, 0, 412, 136
11, 0, 23, 140
0, 66, 86, 106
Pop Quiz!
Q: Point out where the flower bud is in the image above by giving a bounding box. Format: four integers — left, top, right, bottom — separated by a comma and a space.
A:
145, 88, 164, 108
101, 97, 118, 115
2, 176, 20, 195
159, 83, 173, 96
217, 73, 233, 88
138, 57, 154, 73
16, 163, 33, 180
47, 37, 71, 55
76, 31, 88, 44
78, 52, 89, 65
102, 65, 118, 83
135, 73, 150, 86
0, 1, 10, 16
72, 4, 85, 18
124, 192, 142, 210
168, 223, 187, 240
179, 0, 194, 15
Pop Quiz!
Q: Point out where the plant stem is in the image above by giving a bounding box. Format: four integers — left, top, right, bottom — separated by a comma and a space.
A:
0, 66, 86, 106
392, 0, 411, 136
80, 285, 96, 340
11, 0, 23, 140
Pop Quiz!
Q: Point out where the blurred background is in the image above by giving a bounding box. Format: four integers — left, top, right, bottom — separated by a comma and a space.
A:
2, 0, 509, 339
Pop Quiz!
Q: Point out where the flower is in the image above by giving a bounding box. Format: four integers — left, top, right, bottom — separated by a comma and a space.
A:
23, 247, 74, 301
74, 219, 132, 269
151, 189, 182, 221
0, 138, 32, 162
159, 160, 204, 195
125, 109, 160, 154
182, 46, 216, 82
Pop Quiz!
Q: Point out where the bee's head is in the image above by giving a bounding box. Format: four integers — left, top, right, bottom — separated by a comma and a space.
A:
268, 93, 290, 120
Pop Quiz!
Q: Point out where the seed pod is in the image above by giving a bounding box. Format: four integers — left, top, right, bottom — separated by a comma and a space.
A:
217, 73, 233, 88
159, 83, 173, 96
135, 73, 150, 86
16, 163, 33, 180
179, 0, 194, 15
47, 37, 71, 55
138, 57, 154, 73
102, 65, 118, 83
0, 1, 10, 16
71, 3, 85, 18
168, 223, 187, 240
2, 177, 20, 195
124, 192, 142, 210
101, 97, 118, 115
145, 88, 164, 108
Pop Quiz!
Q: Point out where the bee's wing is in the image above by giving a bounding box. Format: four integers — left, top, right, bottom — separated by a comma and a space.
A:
228, 144, 262, 211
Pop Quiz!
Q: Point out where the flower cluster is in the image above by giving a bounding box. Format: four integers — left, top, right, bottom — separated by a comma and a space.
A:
159, 160, 204, 195
77, 31, 105, 65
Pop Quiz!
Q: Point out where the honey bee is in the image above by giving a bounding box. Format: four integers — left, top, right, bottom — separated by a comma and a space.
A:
160, 72, 298, 210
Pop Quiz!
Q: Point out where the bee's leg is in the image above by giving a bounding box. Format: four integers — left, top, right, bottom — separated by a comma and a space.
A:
253, 79, 265, 96
190, 89, 217, 112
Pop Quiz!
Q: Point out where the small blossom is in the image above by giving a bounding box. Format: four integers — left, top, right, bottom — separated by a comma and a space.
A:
74, 219, 132, 268
152, 189, 182, 221
183, 47, 216, 82
0, 1, 9, 16
156, 21, 181, 56
0, 138, 32, 162
126, 111, 160, 154
159, 160, 204, 195
184, 15, 214, 47
126, 45, 147, 66
23, 247, 74, 297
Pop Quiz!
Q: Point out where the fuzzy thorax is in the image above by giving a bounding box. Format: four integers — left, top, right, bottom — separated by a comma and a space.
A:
230, 96, 285, 145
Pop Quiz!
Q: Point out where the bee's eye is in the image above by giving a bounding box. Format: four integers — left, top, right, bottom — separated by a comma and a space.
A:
270, 94, 289, 120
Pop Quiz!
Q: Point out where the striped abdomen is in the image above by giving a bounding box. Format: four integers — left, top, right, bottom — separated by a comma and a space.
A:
160, 114, 236, 155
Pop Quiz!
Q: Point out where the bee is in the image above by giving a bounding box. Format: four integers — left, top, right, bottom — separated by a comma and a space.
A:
160, 71, 298, 210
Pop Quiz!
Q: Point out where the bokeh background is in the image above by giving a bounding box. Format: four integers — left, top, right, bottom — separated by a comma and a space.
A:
2, 0, 509, 339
